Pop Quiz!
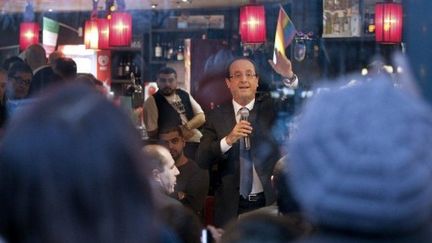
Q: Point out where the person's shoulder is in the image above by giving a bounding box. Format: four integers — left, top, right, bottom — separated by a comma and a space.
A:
185, 159, 201, 170
35, 65, 54, 75
205, 101, 231, 118
176, 88, 190, 96
143, 95, 156, 107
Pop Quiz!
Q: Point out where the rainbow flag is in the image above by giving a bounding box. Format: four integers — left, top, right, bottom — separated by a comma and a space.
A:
273, 6, 297, 63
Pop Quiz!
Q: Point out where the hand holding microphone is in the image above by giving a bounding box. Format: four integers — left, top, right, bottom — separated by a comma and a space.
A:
225, 108, 252, 147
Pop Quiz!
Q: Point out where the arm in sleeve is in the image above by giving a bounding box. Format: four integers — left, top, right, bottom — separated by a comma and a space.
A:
196, 114, 224, 170
185, 94, 206, 129
143, 96, 159, 138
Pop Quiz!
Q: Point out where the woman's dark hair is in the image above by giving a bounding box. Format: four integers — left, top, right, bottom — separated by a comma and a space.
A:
0, 83, 158, 243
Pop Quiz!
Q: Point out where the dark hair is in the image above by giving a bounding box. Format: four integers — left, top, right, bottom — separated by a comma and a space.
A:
159, 126, 184, 139
221, 213, 303, 243
7, 62, 33, 79
272, 157, 300, 215
224, 56, 259, 79
53, 57, 77, 80
158, 66, 177, 78
0, 83, 159, 243
160, 205, 203, 243
76, 73, 103, 87
2, 56, 25, 71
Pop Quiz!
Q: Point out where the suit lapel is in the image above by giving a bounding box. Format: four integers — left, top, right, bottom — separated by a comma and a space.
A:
220, 102, 236, 133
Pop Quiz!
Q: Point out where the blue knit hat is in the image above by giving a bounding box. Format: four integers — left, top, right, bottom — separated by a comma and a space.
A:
288, 78, 432, 233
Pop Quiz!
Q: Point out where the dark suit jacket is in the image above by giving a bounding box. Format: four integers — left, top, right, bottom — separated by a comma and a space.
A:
28, 66, 61, 97
197, 93, 283, 227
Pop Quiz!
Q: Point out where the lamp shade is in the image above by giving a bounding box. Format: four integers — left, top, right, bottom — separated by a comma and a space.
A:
375, 2, 403, 44
97, 18, 110, 49
84, 19, 99, 49
239, 5, 267, 44
109, 12, 132, 47
19, 22, 39, 51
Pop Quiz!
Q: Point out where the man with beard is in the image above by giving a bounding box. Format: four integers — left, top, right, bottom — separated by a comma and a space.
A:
144, 67, 205, 159
159, 126, 209, 218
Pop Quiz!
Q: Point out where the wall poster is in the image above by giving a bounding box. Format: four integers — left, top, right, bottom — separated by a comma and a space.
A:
323, 0, 361, 38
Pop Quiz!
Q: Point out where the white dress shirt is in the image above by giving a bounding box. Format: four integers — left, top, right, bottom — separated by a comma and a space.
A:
220, 99, 264, 194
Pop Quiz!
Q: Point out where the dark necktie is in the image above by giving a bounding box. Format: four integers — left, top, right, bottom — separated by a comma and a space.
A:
239, 107, 253, 198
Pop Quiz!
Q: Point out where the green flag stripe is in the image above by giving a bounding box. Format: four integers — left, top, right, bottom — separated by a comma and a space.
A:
43, 17, 59, 33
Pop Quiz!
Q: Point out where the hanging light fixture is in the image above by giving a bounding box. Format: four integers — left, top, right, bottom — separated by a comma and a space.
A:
375, 2, 403, 44
97, 18, 110, 49
239, 4, 267, 44
19, 2, 39, 51
19, 22, 40, 50
109, 0, 132, 48
109, 11, 132, 47
84, 19, 99, 49
84, 0, 100, 49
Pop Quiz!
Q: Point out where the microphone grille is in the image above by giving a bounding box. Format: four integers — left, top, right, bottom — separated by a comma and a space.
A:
239, 107, 249, 119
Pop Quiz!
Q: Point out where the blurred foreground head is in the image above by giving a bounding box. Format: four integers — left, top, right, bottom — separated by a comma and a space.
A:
288, 76, 432, 234
0, 83, 158, 243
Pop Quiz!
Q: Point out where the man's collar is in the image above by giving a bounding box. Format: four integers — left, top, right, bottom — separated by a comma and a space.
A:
232, 99, 255, 114
33, 65, 50, 74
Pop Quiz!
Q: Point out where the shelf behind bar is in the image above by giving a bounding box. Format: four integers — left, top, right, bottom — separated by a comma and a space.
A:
151, 28, 222, 33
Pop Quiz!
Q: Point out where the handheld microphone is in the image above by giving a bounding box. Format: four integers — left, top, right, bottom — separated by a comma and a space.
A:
239, 108, 251, 150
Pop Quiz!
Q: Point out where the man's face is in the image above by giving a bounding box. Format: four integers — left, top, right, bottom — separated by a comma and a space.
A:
9, 71, 32, 99
157, 73, 177, 96
157, 148, 180, 194
225, 59, 259, 106
0, 72, 6, 99
160, 130, 185, 161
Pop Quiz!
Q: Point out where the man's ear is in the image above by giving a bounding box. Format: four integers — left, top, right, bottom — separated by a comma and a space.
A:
152, 169, 161, 181
225, 78, 230, 88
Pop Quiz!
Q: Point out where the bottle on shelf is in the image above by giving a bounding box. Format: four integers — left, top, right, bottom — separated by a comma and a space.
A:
131, 60, 141, 84
164, 42, 173, 60
154, 37, 163, 60
117, 58, 125, 78
176, 42, 184, 61
124, 56, 131, 78
167, 42, 174, 60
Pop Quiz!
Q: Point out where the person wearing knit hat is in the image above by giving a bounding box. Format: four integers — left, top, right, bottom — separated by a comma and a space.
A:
288, 75, 432, 241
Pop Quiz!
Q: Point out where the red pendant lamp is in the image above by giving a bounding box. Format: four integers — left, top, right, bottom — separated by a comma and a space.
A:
375, 2, 403, 44
84, 19, 99, 49
109, 12, 132, 47
97, 18, 110, 49
19, 22, 39, 51
239, 4, 267, 44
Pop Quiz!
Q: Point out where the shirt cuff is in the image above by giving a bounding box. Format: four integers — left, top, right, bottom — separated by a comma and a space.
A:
282, 74, 298, 89
220, 137, 232, 154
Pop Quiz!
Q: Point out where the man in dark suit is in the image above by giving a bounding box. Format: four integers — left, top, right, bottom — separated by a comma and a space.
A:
197, 53, 298, 227
24, 44, 60, 96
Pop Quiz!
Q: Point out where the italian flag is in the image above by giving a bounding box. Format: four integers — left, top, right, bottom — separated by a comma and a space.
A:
42, 17, 59, 55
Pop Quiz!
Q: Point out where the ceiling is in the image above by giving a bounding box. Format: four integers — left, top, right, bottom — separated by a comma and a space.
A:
0, 0, 287, 13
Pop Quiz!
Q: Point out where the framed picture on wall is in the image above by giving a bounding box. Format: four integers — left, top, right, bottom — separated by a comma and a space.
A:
323, 0, 361, 38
